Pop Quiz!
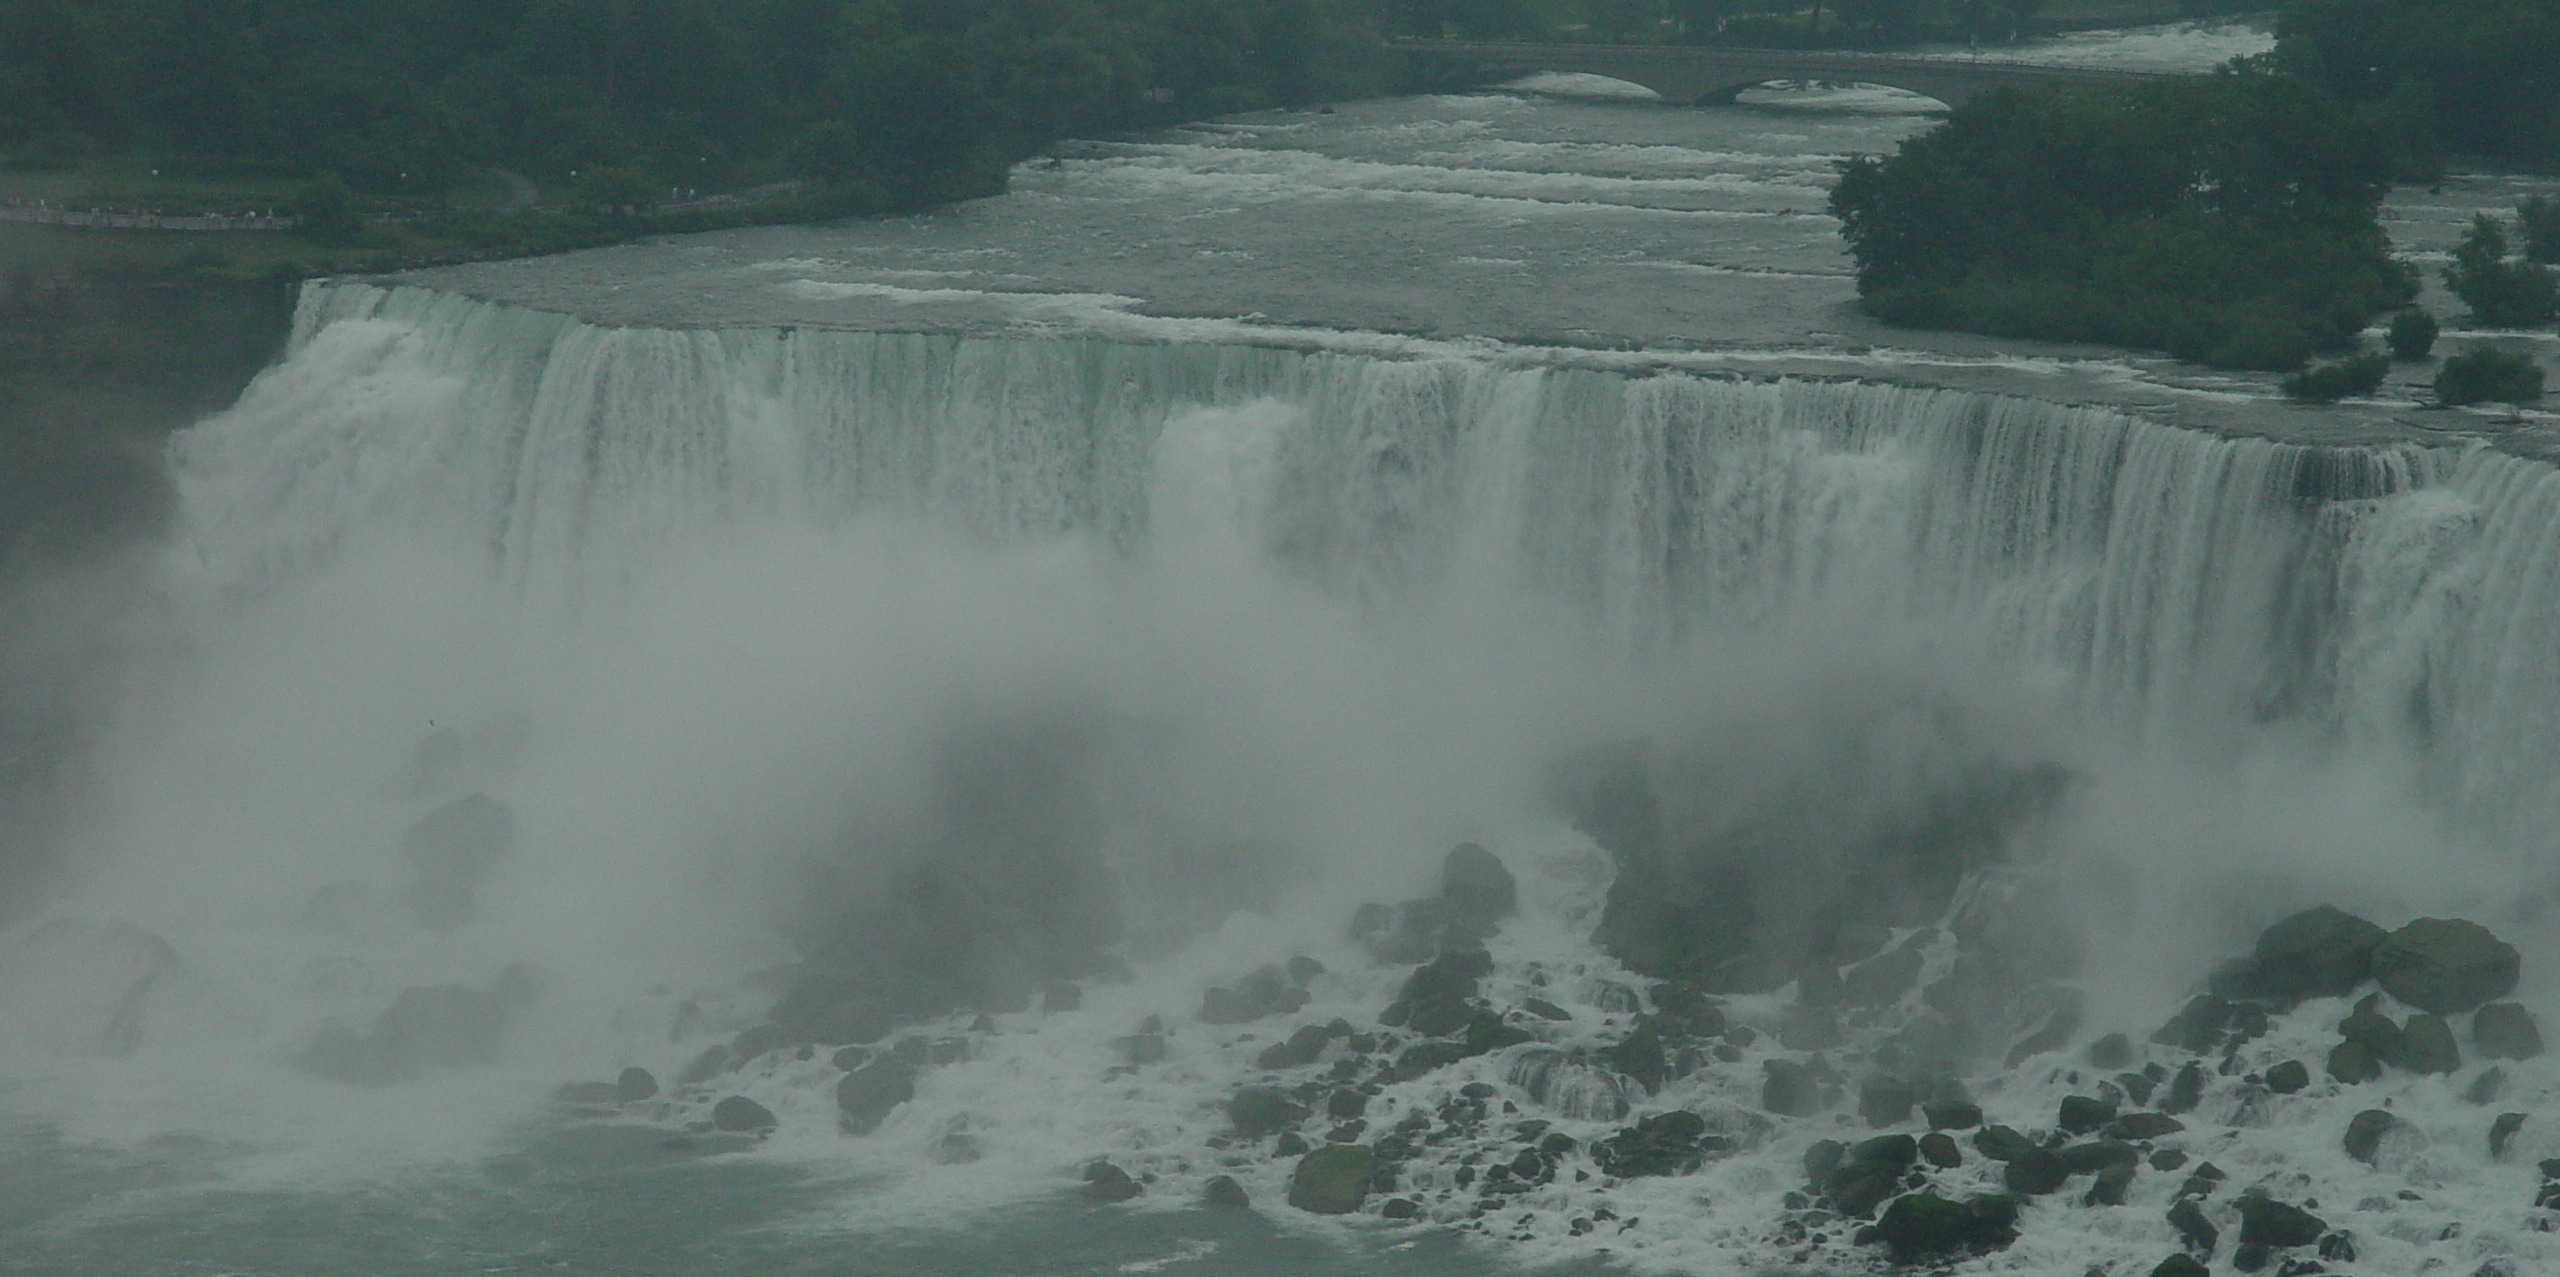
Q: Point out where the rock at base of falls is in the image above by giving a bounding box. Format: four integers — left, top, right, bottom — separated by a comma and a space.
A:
297, 964, 536, 1086
401, 793, 515, 933
1286, 1145, 1374, 1214
2373, 917, 2521, 1014
837, 1058, 916, 1135
711, 1095, 777, 1135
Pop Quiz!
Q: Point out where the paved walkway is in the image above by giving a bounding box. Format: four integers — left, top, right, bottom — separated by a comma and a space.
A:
0, 202, 299, 232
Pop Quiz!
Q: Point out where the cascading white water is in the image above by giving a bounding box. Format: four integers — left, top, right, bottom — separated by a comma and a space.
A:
184, 283, 2560, 840
12, 277, 2560, 1274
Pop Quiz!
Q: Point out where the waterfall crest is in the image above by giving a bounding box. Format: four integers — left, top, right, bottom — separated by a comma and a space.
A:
181, 282, 2560, 838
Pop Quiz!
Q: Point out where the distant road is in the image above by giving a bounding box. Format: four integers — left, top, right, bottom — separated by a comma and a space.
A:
0, 203, 298, 232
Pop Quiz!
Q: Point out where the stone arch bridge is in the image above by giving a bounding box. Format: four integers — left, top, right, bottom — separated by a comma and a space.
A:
1388, 39, 2181, 109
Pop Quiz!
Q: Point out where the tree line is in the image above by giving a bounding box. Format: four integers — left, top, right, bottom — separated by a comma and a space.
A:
2275, 0, 2560, 174
0, 0, 1393, 203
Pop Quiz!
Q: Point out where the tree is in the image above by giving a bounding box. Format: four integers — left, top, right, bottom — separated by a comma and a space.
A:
2445, 214, 2559, 329
1830, 72, 2412, 371
2522, 194, 2560, 266
2435, 346, 2545, 406
292, 173, 365, 245
2386, 308, 2438, 360
2276, 0, 2560, 169
577, 165, 661, 214
2281, 351, 2388, 403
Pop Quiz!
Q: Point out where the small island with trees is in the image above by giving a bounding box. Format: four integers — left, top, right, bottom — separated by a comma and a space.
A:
1829, 0, 2556, 406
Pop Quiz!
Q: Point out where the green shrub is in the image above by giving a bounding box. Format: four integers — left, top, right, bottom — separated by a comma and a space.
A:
292, 174, 367, 247
2387, 308, 2439, 360
2525, 194, 2560, 266
2446, 214, 2560, 328
2435, 347, 2546, 406
2282, 351, 2390, 403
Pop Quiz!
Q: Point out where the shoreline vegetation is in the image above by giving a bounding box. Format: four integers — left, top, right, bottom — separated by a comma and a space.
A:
1830, 0, 2555, 396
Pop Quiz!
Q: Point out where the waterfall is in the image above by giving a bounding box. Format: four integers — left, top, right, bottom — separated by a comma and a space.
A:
176, 282, 2560, 841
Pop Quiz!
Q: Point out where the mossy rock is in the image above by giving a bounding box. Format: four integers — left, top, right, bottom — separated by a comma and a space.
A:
1286, 1144, 1375, 1214
2373, 918, 2520, 1014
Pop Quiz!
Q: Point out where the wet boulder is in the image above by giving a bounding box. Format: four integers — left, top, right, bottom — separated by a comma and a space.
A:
2241, 906, 2388, 1002
2492, 1113, 2528, 1160
1440, 842, 1517, 937
2344, 1109, 2395, 1165
1859, 1075, 1916, 1127
615, 1066, 659, 1103
2264, 1059, 2309, 1094
2002, 1146, 2069, 1196
2087, 1032, 2136, 1070
1823, 1134, 1919, 1217
1202, 1175, 1251, 1208
1227, 1086, 1311, 1138
2168, 1197, 2218, 1257
1386, 947, 1489, 1037
1255, 1024, 1334, 1071
1762, 1059, 1823, 1117
2394, 1012, 2462, 1074
1594, 1111, 1716, 1178
2327, 1039, 2383, 1084
2234, 1192, 2325, 1249
838, 1058, 916, 1135
1287, 1145, 1374, 1214
1081, 1160, 1141, 1202
402, 793, 515, 932
2108, 1113, 2185, 1141
1871, 1192, 2020, 1264
2474, 1002, 2545, 1060
2151, 1256, 2208, 1277
1972, 1125, 2037, 1163
2373, 918, 2520, 1014
298, 966, 535, 1086
2057, 1095, 2116, 1135
711, 1095, 778, 1135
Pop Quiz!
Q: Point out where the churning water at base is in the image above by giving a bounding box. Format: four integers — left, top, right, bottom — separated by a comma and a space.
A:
7, 272, 2560, 1274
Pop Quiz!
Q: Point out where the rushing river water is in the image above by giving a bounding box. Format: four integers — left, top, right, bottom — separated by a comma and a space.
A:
7, 21, 2560, 1277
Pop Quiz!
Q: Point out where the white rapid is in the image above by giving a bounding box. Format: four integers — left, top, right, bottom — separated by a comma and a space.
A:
9, 280, 2560, 1273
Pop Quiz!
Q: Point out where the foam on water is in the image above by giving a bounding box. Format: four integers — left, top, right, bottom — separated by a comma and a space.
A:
10, 277, 2560, 1271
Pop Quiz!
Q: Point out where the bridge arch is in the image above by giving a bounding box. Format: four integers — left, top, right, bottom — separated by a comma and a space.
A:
1398, 40, 2177, 114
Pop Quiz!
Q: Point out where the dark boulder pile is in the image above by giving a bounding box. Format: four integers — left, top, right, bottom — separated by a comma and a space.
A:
759, 731, 1124, 1050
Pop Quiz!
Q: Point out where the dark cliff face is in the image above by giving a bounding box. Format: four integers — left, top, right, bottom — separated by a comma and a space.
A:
1561, 689, 2078, 999
0, 260, 295, 921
